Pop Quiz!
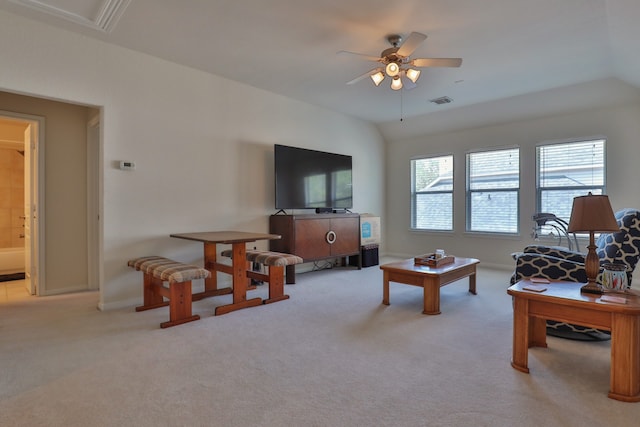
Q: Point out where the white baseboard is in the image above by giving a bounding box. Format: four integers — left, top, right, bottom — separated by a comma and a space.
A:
41, 285, 92, 296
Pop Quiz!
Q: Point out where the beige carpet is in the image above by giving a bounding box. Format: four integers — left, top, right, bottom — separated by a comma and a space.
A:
1, 260, 639, 427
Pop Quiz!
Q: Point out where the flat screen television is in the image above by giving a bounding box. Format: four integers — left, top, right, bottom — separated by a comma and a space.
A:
274, 144, 353, 210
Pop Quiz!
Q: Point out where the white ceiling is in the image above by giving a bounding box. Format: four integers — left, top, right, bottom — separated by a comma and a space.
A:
2, 0, 640, 130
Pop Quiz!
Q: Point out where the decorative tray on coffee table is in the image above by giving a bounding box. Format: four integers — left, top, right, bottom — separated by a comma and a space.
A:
414, 253, 455, 267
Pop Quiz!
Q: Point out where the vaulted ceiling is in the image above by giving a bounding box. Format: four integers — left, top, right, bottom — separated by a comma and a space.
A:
2, 0, 640, 132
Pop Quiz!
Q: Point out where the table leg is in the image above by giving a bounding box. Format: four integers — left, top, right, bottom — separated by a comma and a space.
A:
285, 264, 296, 284
232, 242, 247, 302
214, 242, 262, 315
204, 242, 217, 291
608, 313, 640, 402
422, 278, 440, 315
382, 271, 390, 305
194, 242, 232, 300
511, 296, 530, 373
529, 317, 547, 348
469, 271, 477, 295
246, 259, 257, 290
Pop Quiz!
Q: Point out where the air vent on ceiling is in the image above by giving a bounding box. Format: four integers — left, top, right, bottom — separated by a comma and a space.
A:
429, 96, 453, 105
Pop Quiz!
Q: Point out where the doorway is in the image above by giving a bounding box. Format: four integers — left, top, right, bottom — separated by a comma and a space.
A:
0, 112, 43, 295
0, 89, 103, 299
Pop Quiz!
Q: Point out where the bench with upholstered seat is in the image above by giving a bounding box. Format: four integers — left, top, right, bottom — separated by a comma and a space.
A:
220, 249, 303, 304
128, 256, 210, 328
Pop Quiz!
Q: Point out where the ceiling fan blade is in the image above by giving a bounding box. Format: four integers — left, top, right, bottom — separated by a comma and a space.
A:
396, 32, 427, 57
411, 58, 463, 68
337, 50, 382, 62
346, 68, 381, 85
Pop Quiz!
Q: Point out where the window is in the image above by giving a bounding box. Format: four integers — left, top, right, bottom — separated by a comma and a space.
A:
537, 139, 606, 222
411, 155, 453, 230
466, 148, 520, 233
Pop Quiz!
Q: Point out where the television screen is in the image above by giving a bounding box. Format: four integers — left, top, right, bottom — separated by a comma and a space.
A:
274, 144, 353, 210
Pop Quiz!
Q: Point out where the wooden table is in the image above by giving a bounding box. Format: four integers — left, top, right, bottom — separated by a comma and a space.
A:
170, 231, 281, 315
380, 257, 479, 314
508, 280, 640, 402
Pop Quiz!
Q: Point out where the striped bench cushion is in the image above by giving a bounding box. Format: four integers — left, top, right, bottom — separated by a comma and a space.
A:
127, 256, 210, 283
220, 249, 303, 266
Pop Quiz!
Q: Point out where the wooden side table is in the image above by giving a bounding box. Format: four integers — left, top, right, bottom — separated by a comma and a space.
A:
508, 280, 640, 402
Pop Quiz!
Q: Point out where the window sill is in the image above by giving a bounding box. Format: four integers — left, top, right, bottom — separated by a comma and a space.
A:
463, 231, 520, 240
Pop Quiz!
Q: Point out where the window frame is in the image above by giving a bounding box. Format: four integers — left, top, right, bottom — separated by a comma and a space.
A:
465, 146, 520, 235
410, 154, 454, 231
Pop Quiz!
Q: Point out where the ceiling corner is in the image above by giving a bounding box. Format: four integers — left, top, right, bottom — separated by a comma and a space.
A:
7, 0, 131, 32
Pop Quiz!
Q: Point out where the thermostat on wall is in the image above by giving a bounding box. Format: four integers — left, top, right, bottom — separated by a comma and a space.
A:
119, 161, 136, 170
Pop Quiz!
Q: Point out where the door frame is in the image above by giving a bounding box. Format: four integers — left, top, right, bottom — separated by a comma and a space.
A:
87, 114, 102, 292
0, 110, 45, 295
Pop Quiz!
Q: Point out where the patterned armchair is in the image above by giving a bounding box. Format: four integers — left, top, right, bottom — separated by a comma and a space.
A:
510, 208, 640, 340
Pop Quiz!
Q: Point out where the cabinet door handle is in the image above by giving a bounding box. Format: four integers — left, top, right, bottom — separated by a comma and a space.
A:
326, 230, 337, 244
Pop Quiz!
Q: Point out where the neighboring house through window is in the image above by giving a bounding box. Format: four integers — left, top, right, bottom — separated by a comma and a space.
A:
466, 147, 520, 234
410, 140, 603, 234
411, 154, 453, 231
537, 138, 606, 223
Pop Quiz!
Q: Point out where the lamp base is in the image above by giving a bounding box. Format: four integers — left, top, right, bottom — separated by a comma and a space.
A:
581, 283, 603, 294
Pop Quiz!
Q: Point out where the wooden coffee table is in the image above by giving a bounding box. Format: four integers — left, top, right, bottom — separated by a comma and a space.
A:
380, 257, 479, 314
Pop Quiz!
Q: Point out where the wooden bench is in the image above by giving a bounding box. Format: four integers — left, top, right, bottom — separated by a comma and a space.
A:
220, 249, 303, 304
128, 256, 210, 328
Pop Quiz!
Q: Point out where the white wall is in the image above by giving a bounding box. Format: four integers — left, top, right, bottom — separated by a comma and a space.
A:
0, 10, 385, 309
385, 101, 640, 269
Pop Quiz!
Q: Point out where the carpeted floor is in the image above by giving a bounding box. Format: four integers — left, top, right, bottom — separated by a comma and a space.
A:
1, 260, 639, 426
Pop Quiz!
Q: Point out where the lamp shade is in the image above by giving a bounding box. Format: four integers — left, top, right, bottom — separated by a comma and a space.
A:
370, 71, 385, 86
405, 68, 421, 83
567, 193, 619, 233
390, 76, 403, 90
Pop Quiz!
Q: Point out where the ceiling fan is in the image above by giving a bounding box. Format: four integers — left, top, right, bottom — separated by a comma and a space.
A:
341, 32, 462, 91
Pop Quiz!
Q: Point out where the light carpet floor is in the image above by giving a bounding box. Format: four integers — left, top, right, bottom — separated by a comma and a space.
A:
1, 260, 639, 426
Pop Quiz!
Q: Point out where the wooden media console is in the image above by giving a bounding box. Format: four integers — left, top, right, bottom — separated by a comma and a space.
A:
269, 213, 361, 283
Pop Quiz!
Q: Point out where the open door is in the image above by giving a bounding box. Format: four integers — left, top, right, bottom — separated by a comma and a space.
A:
87, 116, 101, 291
2, 111, 46, 296
23, 123, 38, 295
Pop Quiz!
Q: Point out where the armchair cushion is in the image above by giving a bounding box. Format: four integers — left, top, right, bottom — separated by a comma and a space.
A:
522, 245, 586, 263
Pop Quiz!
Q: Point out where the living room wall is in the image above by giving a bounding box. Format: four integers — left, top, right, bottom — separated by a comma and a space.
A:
0, 10, 385, 309
385, 100, 640, 272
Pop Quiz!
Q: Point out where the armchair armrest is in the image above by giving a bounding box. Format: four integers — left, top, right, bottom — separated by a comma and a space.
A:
510, 253, 587, 285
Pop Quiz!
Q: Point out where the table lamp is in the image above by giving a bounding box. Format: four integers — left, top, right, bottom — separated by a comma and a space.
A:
567, 192, 620, 294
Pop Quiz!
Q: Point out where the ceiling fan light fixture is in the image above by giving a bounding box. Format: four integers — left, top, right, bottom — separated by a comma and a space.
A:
385, 62, 400, 77
370, 71, 385, 86
406, 68, 421, 83
343, 31, 463, 98
391, 76, 403, 91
